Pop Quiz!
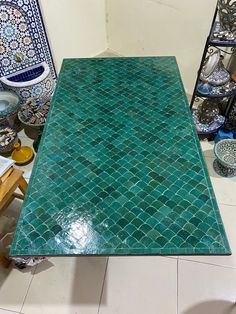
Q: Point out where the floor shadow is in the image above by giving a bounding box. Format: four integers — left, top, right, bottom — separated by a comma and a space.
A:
204, 149, 215, 159
182, 300, 236, 314
32, 260, 54, 275
71, 256, 108, 305
0, 265, 12, 289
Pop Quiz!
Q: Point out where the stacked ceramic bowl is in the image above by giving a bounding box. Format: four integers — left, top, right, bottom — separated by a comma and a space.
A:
198, 50, 236, 97
18, 99, 50, 127
192, 99, 225, 135
214, 139, 236, 177
18, 99, 50, 139
0, 125, 18, 154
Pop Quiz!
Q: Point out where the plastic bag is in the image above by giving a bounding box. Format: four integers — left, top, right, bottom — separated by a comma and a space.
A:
12, 257, 47, 269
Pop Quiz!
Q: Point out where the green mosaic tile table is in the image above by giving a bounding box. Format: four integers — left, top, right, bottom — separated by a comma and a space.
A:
11, 57, 231, 256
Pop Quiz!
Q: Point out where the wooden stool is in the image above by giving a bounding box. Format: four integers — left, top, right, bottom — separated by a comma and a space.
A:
0, 167, 28, 268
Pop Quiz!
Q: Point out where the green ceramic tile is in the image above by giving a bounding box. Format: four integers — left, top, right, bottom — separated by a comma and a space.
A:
10, 57, 231, 256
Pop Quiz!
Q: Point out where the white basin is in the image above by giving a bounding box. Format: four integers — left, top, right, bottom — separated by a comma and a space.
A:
0, 62, 55, 105
0, 91, 20, 119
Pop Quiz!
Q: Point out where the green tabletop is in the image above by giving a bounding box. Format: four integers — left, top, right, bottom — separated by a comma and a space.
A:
11, 57, 231, 256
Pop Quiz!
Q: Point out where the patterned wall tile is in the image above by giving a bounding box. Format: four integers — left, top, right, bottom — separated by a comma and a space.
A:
0, 0, 56, 80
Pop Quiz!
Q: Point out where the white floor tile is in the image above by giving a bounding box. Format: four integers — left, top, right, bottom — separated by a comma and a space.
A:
179, 260, 236, 314
17, 129, 28, 139
2, 199, 22, 223
0, 309, 20, 314
0, 265, 35, 313
179, 204, 236, 268
200, 140, 215, 158
204, 157, 236, 206
22, 257, 107, 314
99, 256, 177, 314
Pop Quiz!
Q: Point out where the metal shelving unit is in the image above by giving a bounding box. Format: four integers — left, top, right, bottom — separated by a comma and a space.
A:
190, 6, 236, 128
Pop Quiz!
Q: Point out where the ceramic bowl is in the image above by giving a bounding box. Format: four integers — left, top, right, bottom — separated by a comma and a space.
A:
192, 108, 225, 135
0, 91, 21, 119
0, 125, 18, 154
197, 83, 213, 95
11, 142, 34, 165
18, 100, 50, 127
200, 51, 231, 86
213, 159, 236, 178
201, 50, 220, 78
214, 139, 236, 169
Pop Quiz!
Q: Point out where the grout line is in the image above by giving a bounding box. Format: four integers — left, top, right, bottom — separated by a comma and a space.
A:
178, 258, 236, 270
20, 265, 37, 313
218, 203, 236, 207
106, 48, 124, 57
163, 256, 178, 260
0, 307, 20, 313
97, 257, 109, 314
177, 258, 179, 314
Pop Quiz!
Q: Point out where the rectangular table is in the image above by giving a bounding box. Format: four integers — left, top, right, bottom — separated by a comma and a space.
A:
10, 57, 231, 256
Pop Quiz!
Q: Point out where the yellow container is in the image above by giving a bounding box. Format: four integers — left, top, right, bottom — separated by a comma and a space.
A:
11, 142, 34, 165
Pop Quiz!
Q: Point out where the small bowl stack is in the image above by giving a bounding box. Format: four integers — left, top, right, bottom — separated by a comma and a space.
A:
214, 139, 236, 177
18, 100, 50, 127
0, 125, 18, 154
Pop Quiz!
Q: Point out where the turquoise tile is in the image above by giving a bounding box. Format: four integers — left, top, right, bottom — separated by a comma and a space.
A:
10, 57, 231, 256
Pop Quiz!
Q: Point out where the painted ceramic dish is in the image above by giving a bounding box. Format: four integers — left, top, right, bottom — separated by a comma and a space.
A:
0, 125, 18, 153
213, 159, 236, 177
214, 139, 236, 177
18, 100, 50, 127
0, 91, 20, 119
200, 51, 230, 86
197, 83, 213, 95
201, 50, 220, 78
197, 99, 221, 124
197, 81, 236, 97
204, 66, 230, 86
192, 108, 225, 134
214, 139, 236, 168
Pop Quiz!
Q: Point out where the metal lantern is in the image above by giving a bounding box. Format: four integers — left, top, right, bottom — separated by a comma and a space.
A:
218, 0, 236, 33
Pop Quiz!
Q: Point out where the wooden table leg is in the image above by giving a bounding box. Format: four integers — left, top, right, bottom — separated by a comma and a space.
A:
0, 169, 28, 268
18, 176, 28, 195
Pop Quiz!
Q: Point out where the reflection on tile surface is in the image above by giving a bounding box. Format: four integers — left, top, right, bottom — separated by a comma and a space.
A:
11, 57, 230, 256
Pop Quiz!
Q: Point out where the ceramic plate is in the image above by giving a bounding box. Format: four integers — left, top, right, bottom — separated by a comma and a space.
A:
201, 50, 220, 78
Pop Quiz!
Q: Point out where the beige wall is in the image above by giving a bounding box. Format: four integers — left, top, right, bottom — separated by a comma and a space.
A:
38, 0, 218, 94
39, 0, 107, 74
106, 0, 217, 94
